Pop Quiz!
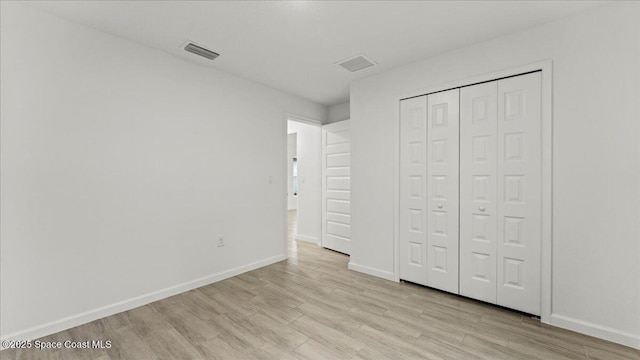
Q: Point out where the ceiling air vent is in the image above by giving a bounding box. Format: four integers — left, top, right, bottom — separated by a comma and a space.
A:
183, 41, 219, 61
335, 54, 376, 72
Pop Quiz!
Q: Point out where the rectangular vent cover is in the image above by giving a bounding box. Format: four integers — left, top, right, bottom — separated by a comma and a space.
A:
336, 54, 376, 72
184, 42, 219, 61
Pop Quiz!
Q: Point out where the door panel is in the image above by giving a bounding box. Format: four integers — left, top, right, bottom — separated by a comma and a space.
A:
322, 120, 351, 254
399, 96, 428, 285
460, 81, 498, 303
426, 89, 459, 294
497, 72, 542, 315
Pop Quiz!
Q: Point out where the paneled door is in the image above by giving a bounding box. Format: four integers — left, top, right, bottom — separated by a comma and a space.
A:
426, 89, 460, 294
497, 72, 542, 315
399, 96, 428, 286
460, 81, 498, 303
321, 120, 351, 254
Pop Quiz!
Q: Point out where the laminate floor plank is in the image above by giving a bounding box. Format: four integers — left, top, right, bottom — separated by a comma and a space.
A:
194, 336, 252, 360
460, 334, 532, 360
104, 325, 159, 360
209, 278, 261, 301
234, 271, 268, 290
247, 295, 304, 325
201, 289, 258, 319
149, 299, 220, 343
330, 288, 389, 316
295, 301, 353, 327
256, 284, 305, 309
289, 316, 364, 357
127, 305, 175, 340
293, 338, 353, 360
208, 314, 265, 354
351, 325, 437, 360
383, 308, 466, 345
414, 335, 476, 360
585, 343, 640, 360
144, 328, 205, 360
242, 311, 309, 351
295, 302, 363, 338
507, 338, 587, 360
358, 290, 425, 319
346, 307, 422, 341
178, 289, 226, 320
1, 210, 636, 359
250, 340, 300, 360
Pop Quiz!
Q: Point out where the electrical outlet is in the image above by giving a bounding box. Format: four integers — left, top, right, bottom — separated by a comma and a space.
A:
217, 236, 225, 247
268, 175, 273, 184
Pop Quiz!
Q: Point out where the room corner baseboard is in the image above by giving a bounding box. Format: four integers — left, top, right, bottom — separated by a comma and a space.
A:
295, 234, 317, 244
550, 313, 640, 350
0, 254, 287, 347
348, 261, 396, 282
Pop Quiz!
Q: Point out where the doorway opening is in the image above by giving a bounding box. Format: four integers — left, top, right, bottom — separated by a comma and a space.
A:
284, 115, 352, 265
286, 116, 322, 259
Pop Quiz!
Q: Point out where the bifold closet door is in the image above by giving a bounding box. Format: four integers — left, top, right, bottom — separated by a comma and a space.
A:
460, 81, 498, 303
460, 72, 542, 315
426, 89, 459, 294
400, 72, 540, 312
399, 96, 428, 286
496, 72, 542, 315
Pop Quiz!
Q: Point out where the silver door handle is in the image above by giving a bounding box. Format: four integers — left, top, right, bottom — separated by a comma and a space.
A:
479, 206, 486, 212
437, 204, 443, 209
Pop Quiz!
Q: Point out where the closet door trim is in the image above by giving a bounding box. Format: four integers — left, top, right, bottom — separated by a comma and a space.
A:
392, 60, 552, 323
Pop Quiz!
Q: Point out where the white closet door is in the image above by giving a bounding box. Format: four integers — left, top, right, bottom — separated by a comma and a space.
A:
426, 89, 459, 294
399, 96, 428, 285
460, 81, 498, 303
497, 72, 542, 315
322, 120, 351, 254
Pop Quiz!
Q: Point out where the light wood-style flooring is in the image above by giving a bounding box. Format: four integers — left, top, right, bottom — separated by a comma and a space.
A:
2, 210, 638, 359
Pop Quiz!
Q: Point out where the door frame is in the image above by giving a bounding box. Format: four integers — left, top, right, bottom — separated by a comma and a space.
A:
392, 60, 553, 324
283, 113, 323, 255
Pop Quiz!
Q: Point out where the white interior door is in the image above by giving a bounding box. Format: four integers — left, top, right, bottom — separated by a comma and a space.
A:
497, 72, 542, 315
426, 89, 460, 294
460, 81, 498, 303
321, 120, 351, 254
399, 96, 428, 286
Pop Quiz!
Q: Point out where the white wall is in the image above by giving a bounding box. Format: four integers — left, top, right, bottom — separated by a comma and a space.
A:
327, 101, 350, 124
287, 133, 298, 210
350, 2, 640, 348
287, 121, 321, 244
0, 2, 326, 341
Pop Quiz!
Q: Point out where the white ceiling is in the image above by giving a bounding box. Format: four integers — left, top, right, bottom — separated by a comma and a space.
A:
27, 1, 605, 106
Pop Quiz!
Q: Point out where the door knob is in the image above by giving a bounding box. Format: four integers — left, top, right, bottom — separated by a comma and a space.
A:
479, 206, 486, 212
437, 204, 443, 209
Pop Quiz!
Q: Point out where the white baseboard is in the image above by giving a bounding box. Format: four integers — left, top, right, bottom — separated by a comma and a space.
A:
550, 313, 640, 350
295, 234, 318, 244
348, 261, 396, 282
0, 254, 287, 347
